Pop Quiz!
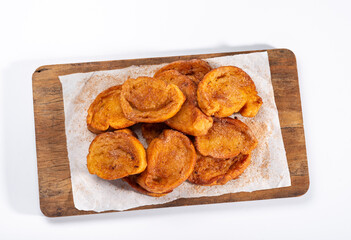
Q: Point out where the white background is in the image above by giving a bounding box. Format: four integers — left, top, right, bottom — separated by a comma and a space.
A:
0, 0, 350, 239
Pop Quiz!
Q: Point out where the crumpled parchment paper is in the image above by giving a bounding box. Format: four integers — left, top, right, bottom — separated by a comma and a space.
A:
59, 52, 291, 212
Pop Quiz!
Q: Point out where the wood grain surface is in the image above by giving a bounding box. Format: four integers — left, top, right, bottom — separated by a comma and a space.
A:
32, 48, 309, 217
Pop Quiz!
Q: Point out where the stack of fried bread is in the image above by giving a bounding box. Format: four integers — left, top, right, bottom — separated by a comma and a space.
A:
86, 59, 262, 197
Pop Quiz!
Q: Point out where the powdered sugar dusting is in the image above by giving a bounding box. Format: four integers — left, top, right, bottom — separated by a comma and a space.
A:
59, 52, 291, 212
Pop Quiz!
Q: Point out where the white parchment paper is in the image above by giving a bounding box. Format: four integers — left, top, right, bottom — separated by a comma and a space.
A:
59, 52, 291, 212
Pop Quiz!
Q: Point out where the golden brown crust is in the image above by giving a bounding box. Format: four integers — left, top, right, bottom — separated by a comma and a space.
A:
87, 131, 147, 180
87, 85, 136, 134
166, 103, 213, 136
115, 128, 137, 137
137, 130, 196, 193
120, 77, 186, 123
155, 70, 213, 136
155, 70, 197, 102
122, 175, 171, 197
197, 66, 262, 118
141, 123, 169, 145
195, 118, 258, 159
154, 59, 212, 84
188, 153, 251, 186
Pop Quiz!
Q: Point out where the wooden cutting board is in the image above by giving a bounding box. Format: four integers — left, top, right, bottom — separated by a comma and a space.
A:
32, 48, 309, 217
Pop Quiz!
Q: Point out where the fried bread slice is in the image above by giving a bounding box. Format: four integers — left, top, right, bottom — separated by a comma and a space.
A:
195, 118, 257, 159
87, 130, 146, 180
154, 59, 211, 84
122, 175, 172, 197
137, 130, 196, 193
197, 66, 262, 118
188, 153, 251, 186
87, 85, 136, 133
120, 77, 185, 123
